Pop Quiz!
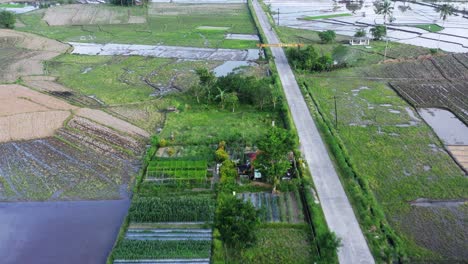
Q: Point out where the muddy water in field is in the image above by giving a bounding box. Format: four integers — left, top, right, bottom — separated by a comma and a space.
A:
419, 108, 468, 145
0, 199, 129, 264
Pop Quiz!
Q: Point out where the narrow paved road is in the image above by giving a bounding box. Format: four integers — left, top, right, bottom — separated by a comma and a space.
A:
251, 1, 375, 263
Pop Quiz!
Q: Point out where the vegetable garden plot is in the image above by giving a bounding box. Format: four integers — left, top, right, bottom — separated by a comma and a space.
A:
125, 228, 212, 241
112, 239, 211, 260
145, 159, 209, 188
238, 192, 304, 223
148, 159, 207, 171
129, 195, 215, 223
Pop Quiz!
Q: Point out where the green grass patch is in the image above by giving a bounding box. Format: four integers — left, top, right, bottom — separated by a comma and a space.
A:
414, 24, 444, 33
113, 239, 211, 260
213, 225, 313, 263
46, 55, 220, 105
303, 13, 352, 20
160, 103, 278, 146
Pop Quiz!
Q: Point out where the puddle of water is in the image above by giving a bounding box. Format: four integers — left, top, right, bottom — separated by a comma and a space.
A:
213, 61, 256, 77
81, 67, 92, 74
389, 109, 401, 114
419, 108, 468, 145
351, 86, 369, 96
0, 199, 129, 264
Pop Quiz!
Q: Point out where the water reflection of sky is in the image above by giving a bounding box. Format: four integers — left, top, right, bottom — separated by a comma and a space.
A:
265, 0, 468, 52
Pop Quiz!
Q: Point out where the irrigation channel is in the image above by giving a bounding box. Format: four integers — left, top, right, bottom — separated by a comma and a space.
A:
0, 199, 129, 264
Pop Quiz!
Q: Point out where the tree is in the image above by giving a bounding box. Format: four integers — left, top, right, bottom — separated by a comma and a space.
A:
370, 25, 387, 40
215, 87, 227, 109
318, 232, 342, 259
0, 10, 15, 29
354, 28, 367, 37
224, 92, 239, 112
254, 127, 294, 192
318, 30, 336, 44
435, 4, 454, 49
374, 0, 393, 60
215, 195, 259, 252
189, 84, 205, 104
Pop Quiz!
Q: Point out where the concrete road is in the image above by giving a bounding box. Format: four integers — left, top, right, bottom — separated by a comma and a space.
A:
251, 0, 375, 263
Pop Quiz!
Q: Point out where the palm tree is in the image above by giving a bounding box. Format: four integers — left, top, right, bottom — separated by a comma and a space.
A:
374, 0, 393, 60
435, 4, 454, 49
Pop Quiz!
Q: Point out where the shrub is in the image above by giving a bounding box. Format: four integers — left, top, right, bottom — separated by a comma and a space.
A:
354, 29, 367, 37
286, 46, 333, 72
215, 148, 229, 162
0, 10, 15, 29
215, 195, 260, 249
318, 30, 336, 43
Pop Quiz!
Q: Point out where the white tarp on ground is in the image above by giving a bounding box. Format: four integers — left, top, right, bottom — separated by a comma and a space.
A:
264, 0, 468, 52
69, 42, 259, 61
226, 33, 260, 41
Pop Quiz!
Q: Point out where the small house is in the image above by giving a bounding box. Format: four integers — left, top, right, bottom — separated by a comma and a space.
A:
349, 37, 370, 46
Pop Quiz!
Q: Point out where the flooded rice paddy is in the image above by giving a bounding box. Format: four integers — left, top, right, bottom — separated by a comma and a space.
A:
265, 0, 468, 52
70, 42, 259, 61
0, 199, 129, 264
419, 108, 468, 145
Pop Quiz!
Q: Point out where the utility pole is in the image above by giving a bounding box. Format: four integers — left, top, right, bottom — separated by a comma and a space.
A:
277, 8, 280, 26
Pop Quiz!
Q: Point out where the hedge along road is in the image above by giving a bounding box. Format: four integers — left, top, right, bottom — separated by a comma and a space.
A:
250, 0, 374, 263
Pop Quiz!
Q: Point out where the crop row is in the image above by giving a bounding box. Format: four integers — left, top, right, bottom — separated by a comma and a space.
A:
112, 239, 211, 260
129, 195, 215, 222
239, 192, 304, 223
146, 169, 207, 179
148, 159, 207, 171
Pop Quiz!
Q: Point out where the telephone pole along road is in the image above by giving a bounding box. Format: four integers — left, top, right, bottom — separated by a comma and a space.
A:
251, 0, 375, 263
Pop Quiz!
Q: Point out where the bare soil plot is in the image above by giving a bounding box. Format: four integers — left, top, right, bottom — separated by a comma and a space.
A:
75, 108, 150, 138
43, 4, 146, 26
22, 76, 104, 107
0, 84, 76, 142
0, 29, 69, 52
448, 145, 468, 171
0, 29, 69, 82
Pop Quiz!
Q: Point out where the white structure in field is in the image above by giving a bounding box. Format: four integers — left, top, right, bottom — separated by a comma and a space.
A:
349, 37, 370, 45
